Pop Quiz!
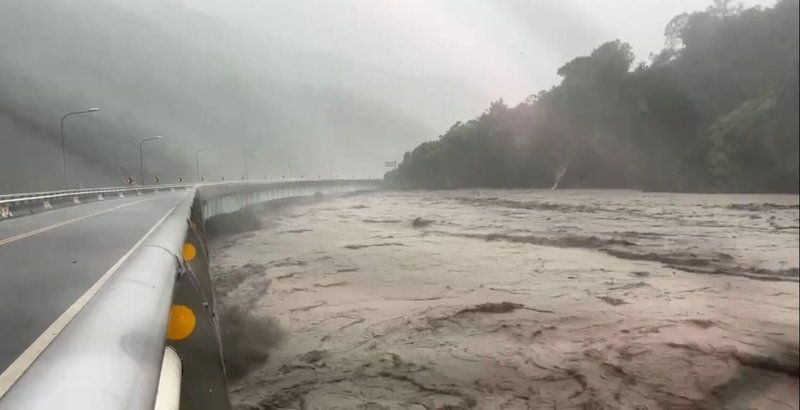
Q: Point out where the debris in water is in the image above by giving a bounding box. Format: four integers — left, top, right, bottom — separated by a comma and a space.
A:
344, 242, 405, 250
300, 350, 326, 363
609, 281, 651, 290
686, 319, 715, 329
598, 296, 627, 306
412, 217, 434, 228
282, 229, 312, 234
456, 301, 524, 315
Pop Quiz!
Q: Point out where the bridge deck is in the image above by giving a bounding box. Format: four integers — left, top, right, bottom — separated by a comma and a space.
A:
0, 191, 190, 374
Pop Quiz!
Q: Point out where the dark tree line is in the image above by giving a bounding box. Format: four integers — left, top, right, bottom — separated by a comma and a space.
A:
387, 0, 799, 193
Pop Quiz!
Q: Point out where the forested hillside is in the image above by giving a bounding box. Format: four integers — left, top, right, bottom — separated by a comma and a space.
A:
387, 0, 799, 193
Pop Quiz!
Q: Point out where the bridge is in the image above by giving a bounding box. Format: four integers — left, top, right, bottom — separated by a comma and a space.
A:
0, 179, 380, 410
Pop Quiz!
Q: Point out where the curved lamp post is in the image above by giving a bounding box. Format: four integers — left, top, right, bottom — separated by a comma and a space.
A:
61, 107, 99, 189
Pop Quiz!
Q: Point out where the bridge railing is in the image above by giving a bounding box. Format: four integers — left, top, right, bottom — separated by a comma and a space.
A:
0, 183, 192, 202
0, 179, 380, 219
0, 183, 192, 219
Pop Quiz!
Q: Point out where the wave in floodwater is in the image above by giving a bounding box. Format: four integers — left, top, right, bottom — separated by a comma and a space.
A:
210, 189, 799, 410
425, 230, 798, 282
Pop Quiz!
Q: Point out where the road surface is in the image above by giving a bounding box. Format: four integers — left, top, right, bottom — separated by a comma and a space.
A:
0, 191, 190, 376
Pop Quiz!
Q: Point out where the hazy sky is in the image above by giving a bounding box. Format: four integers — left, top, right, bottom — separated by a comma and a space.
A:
0, 0, 778, 190
183, 0, 773, 105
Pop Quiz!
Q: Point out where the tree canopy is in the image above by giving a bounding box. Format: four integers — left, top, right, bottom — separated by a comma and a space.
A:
387, 0, 799, 193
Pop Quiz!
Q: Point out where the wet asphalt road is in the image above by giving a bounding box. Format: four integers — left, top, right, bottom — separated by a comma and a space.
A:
0, 191, 189, 373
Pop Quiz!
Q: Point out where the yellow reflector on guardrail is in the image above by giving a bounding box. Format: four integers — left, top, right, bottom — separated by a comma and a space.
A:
166, 305, 196, 341
182, 243, 196, 261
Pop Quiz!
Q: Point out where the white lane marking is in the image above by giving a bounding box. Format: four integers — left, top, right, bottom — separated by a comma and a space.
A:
0, 197, 155, 246
0, 195, 186, 398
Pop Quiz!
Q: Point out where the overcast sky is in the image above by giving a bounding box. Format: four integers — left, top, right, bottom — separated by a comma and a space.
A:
0, 0, 778, 190
183, 0, 773, 106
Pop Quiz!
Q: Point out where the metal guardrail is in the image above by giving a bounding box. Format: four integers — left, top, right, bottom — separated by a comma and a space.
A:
0, 184, 191, 203
0, 179, 379, 219
0, 178, 372, 202
0, 184, 193, 219
0, 179, 375, 204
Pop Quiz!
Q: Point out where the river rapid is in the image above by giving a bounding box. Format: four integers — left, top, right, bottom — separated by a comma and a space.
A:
209, 189, 799, 410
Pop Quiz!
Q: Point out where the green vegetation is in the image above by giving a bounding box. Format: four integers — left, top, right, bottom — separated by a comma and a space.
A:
387, 0, 799, 193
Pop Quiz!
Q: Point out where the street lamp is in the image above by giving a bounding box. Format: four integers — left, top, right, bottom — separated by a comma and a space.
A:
244, 152, 257, 180
288, 156, 294, 180
139, 136, 163, 186
61, 107, 99, 189
196, 147, 213, 183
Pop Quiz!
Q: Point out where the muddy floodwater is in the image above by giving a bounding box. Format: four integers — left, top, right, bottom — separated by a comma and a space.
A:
210, 190, 799, 410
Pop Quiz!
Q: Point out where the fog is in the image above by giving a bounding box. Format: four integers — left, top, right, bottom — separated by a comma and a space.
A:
0, 0, 770, 192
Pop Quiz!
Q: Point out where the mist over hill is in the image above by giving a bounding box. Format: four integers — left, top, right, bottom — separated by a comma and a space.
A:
0, 0, 485, 192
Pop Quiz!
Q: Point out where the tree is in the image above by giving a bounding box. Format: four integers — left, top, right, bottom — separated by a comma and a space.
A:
387, 0, 799, 193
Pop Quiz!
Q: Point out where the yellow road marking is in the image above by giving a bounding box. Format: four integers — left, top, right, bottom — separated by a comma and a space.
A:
0, 197, 155, 246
